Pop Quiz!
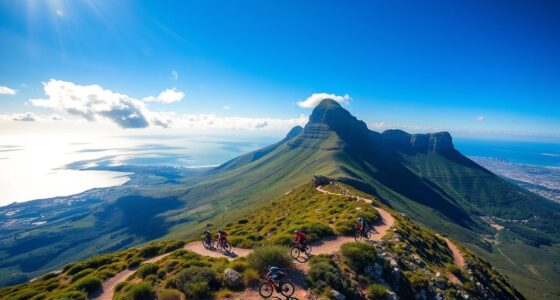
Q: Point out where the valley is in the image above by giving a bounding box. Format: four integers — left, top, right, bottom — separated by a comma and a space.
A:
0, 99, 559, 299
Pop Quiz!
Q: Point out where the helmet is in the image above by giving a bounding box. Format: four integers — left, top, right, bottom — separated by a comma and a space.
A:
358, 217, 364, 222
294, 230, 299, 234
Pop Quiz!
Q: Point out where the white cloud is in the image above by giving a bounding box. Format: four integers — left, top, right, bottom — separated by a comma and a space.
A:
171, 70, 179, 80
0, 86, 17, 95
158, 113, 307, 130
12, 112, 38, 122
30, 79, 167, 128
297, 92, 350, 108
476, 116, 486, 122
22, 79, 304, 131
143, 88, 185, 104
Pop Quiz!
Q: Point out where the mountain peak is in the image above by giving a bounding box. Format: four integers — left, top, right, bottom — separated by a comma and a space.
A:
307, 99, 368, 131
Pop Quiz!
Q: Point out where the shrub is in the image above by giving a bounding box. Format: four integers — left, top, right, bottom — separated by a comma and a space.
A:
184, 281, 211, 299
72, 276, 102, 295
162, 241, 185, 253
270, 234, 293, 246
157, 269, 167, 279
127, 258, 142, 269
247, 246, 292, 274
11, 288, 39, 300
145, 274, 157, 285
293, 222, 333, 241
334, 220, 356, 235
70, 268, 95, 283
175, 267, 220, 294
52, 291, 88, 300
340, 242, 377, 272
238, 219, 249, 224
40, 272, 59, 281
307, 255, 344, 292
229, 259, 249, 273
139, 244, 162, 258
115, 281, 129, 293
82, 255, 113, 269
136, 263, 159, 278
158, 289, 183, 300
242, 268, 260, 288
216, 289, 233, 298
407, 272, 428, 289
125, 282, 154, 300
66, 263, 86, 275
367, 283, 388, 299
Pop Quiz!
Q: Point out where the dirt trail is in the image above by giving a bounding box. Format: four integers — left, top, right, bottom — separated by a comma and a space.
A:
91, 253, 171, 300
93, 242, 251, 300
97, 185, 396, 300
444, 238, 465, 268
184, 241, 253, 261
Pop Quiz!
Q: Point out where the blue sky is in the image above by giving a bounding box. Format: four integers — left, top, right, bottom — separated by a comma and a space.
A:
0, 0, 559, 141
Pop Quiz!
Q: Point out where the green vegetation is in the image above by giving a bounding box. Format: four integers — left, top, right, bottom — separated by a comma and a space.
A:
306, 255, 350, 296
1, 100, 551, 297
246, 246, 292, 274
340, 242, 377, 271
225, 184, 380, 247
0, 240, 183, 300
367, 283, 388, 299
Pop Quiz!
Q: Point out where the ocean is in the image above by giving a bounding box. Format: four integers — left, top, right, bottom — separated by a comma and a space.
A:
454, 138, 560, 167
1, 134, 558, 207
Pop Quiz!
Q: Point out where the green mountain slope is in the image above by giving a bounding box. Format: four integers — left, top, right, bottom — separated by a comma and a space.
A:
1, 99, 559, 299
0, 182, 523, 300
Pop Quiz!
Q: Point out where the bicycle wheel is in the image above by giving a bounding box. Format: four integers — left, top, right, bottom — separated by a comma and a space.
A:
202, 239, 212, 249
365, 230, 371, 240
223, 241, 232, 252
280, 282, 295, 297
304, 244, 312, 256
354, 230, 362, 242
258, 282, 274, 298
290, 247, 301, 259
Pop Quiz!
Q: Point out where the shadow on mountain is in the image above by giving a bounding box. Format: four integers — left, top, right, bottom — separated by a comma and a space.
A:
94, 195, 183, 240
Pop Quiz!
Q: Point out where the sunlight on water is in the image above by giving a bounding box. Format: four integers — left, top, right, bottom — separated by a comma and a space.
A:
0, 133, 272, 206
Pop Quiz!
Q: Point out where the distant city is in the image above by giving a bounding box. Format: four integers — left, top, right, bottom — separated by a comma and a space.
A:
471, 156, 560, 203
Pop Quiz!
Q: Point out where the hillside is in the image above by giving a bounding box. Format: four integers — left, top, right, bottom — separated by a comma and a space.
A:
1, 99, 559, 298
0, 181, 523, 300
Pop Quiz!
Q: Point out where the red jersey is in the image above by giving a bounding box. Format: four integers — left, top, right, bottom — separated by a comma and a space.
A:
295, 232, 306, 243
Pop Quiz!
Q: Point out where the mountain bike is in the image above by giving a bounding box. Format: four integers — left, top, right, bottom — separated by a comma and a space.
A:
215, 238, 232, 253
202, 235, 213, 249
354, 226, 373, 241
290, 241, 312, 259
258, 274, 295, 298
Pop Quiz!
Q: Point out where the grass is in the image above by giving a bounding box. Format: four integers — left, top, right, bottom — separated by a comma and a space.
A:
0, 240, 183, 300
223, 183, 380, 248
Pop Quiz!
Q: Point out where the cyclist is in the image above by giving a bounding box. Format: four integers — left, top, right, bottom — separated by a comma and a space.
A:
217, 229, 228, 245
203, 230, 212, 243
357, 217, 370, 237
265, 266, 287, 285
294, 230, 307, 250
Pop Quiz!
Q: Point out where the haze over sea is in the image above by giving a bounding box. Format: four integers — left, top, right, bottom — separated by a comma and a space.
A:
0, 134, 558, 207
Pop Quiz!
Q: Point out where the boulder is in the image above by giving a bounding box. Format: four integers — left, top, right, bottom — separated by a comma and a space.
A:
331, 290, 346, 300
224, 268, 242, 287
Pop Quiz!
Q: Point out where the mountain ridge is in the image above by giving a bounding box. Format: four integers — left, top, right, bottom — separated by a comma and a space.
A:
0, 99, 558, 298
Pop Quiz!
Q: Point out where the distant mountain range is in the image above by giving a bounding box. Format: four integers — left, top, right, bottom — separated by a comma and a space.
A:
1, 99, 559, 299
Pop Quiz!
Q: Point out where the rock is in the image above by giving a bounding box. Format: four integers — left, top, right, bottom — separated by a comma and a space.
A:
435, 272, 441, 278
224, 268, 242, 287
331, 290, 346, 300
